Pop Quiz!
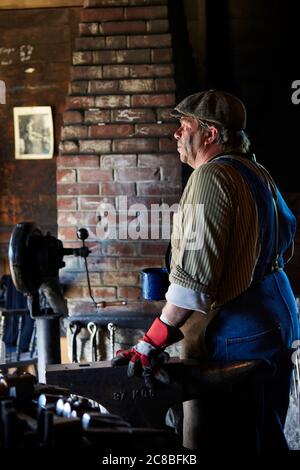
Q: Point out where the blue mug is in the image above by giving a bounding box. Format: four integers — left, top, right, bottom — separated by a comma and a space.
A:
141, 267, 169, 300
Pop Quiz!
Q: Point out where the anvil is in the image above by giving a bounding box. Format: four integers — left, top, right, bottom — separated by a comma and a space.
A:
46, 358, 271, 428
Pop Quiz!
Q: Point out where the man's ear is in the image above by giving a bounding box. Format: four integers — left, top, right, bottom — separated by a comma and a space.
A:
205, 125, 219, 145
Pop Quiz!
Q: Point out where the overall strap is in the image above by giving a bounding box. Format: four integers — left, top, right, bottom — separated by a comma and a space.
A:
213, 155, 281, 281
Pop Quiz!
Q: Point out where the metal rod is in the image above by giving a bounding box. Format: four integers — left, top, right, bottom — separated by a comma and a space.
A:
36, 318, 61, 383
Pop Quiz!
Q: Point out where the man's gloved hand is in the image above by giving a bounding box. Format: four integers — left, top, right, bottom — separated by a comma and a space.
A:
111, 317, 184, 389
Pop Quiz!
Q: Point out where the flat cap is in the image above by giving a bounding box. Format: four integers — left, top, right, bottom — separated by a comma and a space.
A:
171, 90, 247, 131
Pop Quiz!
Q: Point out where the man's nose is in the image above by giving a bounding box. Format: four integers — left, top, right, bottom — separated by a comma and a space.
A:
174, 126, 182, 140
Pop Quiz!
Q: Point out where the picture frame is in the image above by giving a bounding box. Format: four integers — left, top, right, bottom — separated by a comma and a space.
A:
13, 106, 54, 160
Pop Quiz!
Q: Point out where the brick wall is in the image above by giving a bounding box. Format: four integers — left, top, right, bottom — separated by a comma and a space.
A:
58, 0, 182, 314
0, 7, 81, 275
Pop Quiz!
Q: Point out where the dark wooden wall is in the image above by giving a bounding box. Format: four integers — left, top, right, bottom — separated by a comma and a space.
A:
204, 0, 300, 294
0, 7, 80, 269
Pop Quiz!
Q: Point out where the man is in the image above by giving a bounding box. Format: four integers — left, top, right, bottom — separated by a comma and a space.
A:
112, 90, 299, 449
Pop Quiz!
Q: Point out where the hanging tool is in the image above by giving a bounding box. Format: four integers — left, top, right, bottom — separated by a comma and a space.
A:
107, 322, 117, 359
87, 322, 98, 362
69, 323, 82, 363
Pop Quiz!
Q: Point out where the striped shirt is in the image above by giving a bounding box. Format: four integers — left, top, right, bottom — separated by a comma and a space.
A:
169, 155, 276, 309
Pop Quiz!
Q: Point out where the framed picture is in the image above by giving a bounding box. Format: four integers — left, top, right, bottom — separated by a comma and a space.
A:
13, 106, 54, 159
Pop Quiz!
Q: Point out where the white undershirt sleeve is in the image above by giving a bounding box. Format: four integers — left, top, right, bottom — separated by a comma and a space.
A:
165, 282, 211, 314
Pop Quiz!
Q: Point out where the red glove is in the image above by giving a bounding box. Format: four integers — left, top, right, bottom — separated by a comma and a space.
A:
111, 317, 184, 389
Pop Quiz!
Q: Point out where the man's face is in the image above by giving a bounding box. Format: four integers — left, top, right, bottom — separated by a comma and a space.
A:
174, 116, 203, 168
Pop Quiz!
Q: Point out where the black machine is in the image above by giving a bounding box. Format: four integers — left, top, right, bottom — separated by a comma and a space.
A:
8, 222, 92, 381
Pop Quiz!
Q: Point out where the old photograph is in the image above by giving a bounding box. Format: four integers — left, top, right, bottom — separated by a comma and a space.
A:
13, 106, 53, 159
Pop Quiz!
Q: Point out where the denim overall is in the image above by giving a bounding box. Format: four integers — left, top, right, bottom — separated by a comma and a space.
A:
203, 156, 300, 449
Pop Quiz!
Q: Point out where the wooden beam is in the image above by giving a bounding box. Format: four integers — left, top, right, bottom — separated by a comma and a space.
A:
0, 0, 83, 9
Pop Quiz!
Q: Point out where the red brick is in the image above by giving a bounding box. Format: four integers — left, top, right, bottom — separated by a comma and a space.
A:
59, 141, 79, 154
106, 36, 126, 49
116, 49, 150, 64
102, 242, 137, 256
135, 123, 178, 137
61, 272, 101, 286
71, 66, 102, 80
84, 109, 110, 124
101, 154, 136, 167
65, 96, 95, 110
69, 81, 88, 95
125, 6, 167, 19
116, 167, 160, 182
57, 156, 99, 168
0, 229, 12, 244
63, 111, 83, 125
101, 182, 135, 196
151, 48, 172, 63
113, 138, 158, 153
57, 183, 99, 196
147, 19, 169, 33
87, 258, 117, 272
161, 165, 181, 183
89, 123, 134, 138
61, 125, 88, 140
103, 271, 138, 285
137, 182, 181, 196
79, 22, 98, 36
57, 169, 77, 184
80, 8, 124, 22
126, 195, 162, 209
138, 153, 178, 167
118, 286, 140, 300
75, 37, 106, 51
88, 80, 119, 94
99, 21, 146, 35
73, 51, 92, 65
103, 64, 129, 78
155, 78, 176, 92
58, 211, 98, 226
57, 197, 77, 211
111, 108, 155, 123
79, 139, 111, 153
129, 64, 173, 78
95, 95, 130, 108
79, 196, 115, 211
93, 50, 117, 64
162, 196, 181, 206
57, 227, 78, 241
159, 137, 177, 152
140, 241, 169, 255
61, 257, 81, 271
119, 79, 155, 93
127, 34, 171, 49
131, 94, 175, 107
83, 286, 117, 300
84, 0, 128, 6
119, 257, 162, 270
84, 0, 167, 6
64, 287, 85, 299
78, 169, 113, 182
67, 301, 95, 316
